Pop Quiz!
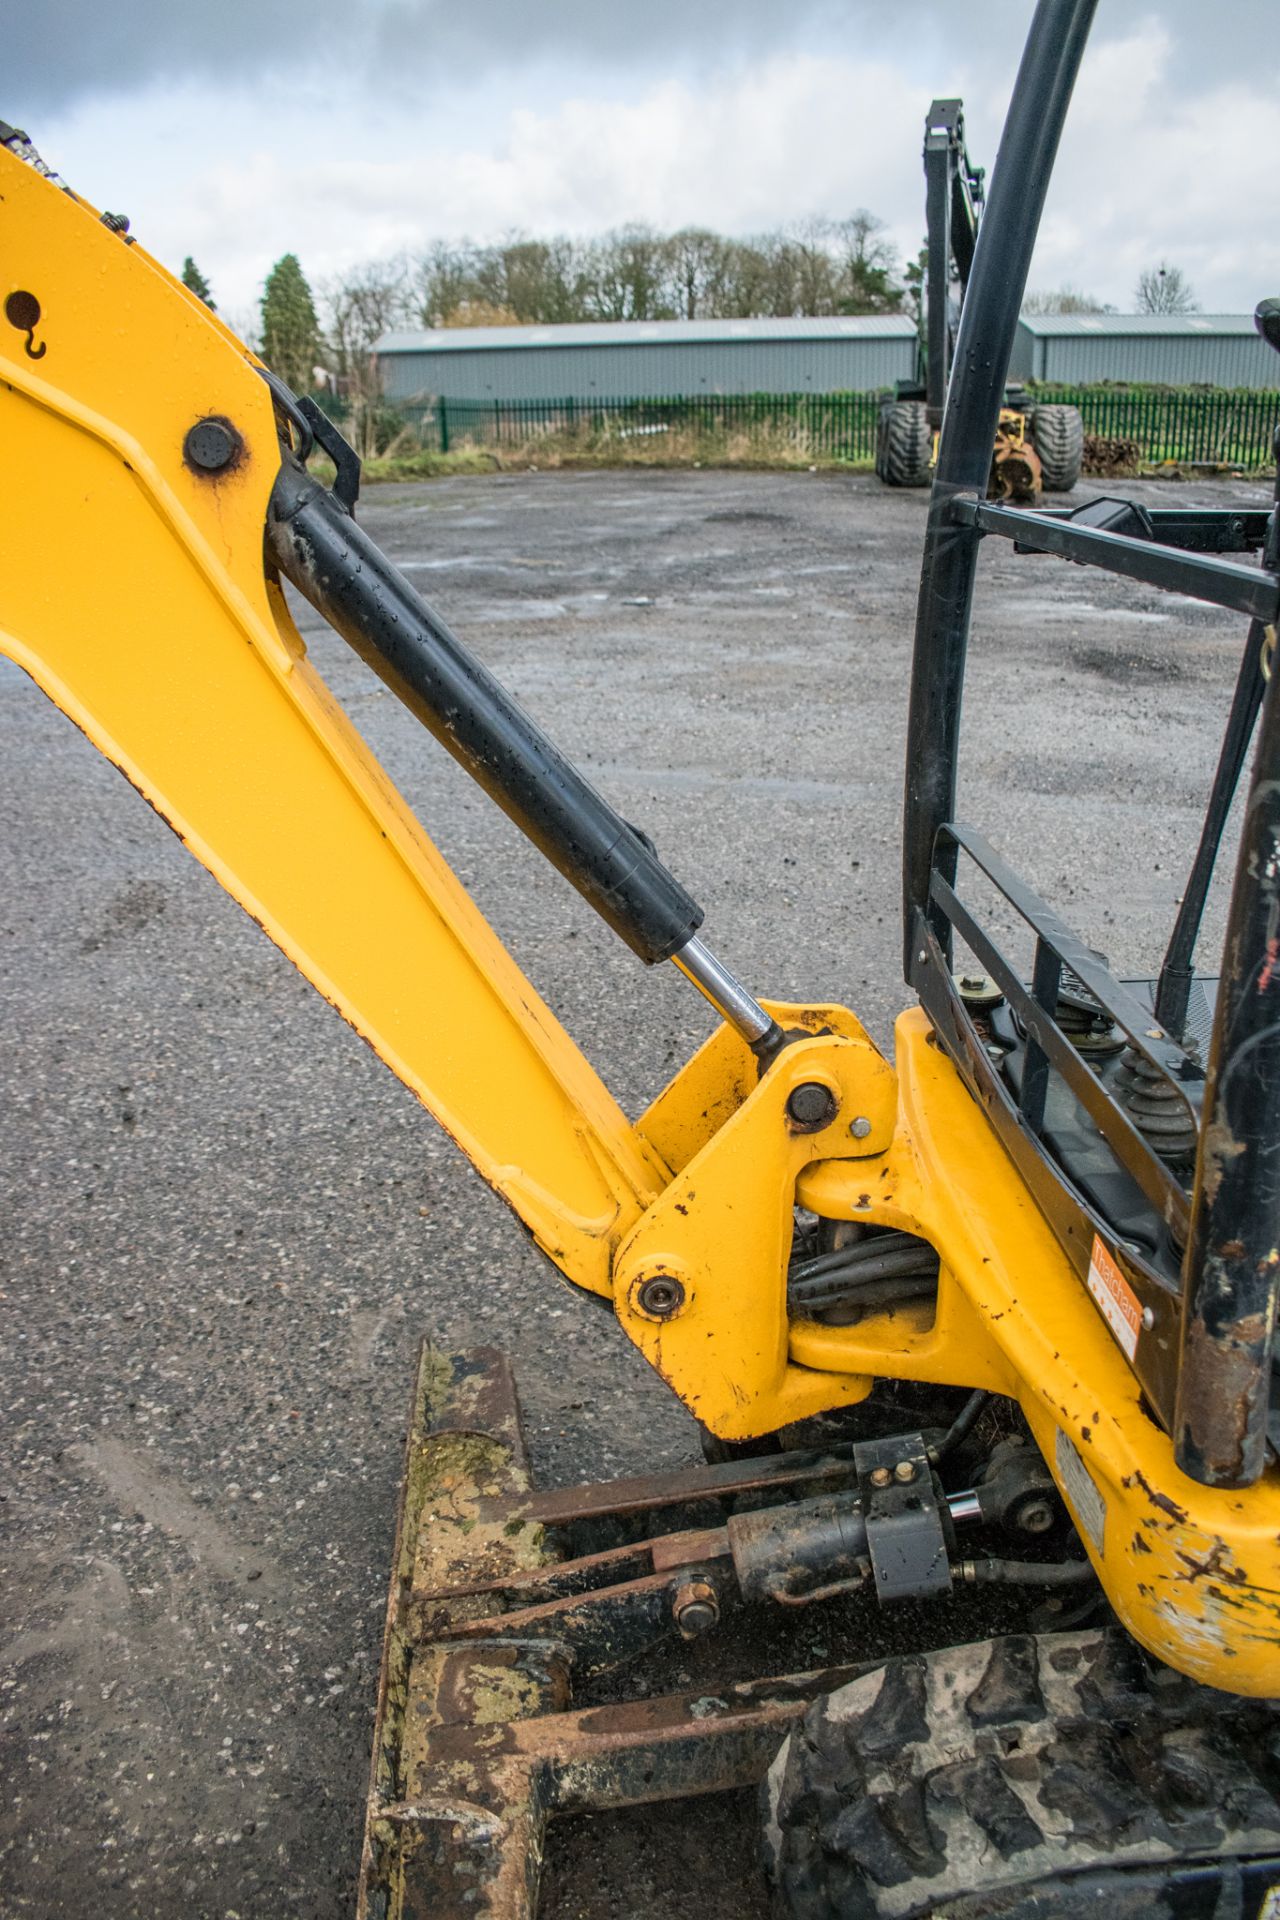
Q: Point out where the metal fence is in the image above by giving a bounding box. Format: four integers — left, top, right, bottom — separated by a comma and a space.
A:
1033, 385, 1280, 469
399, 392, 884, 461
391, 386, 1279, 470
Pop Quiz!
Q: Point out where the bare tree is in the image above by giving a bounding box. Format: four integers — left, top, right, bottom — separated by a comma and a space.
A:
1021, 284, 1114, 314
438, 298, 521, 328
471, 236, 587, 325
584, 226, 673, 321
664, 228, 731, 320
832, 209, 904, 314
1134, 262, 1199, 314
350, 207, 911, 345
414, 241, 477, 328
789, 218, 838, 316
733, 233, 805, 317
322, 258, 412, 457
717, 238, 775, 317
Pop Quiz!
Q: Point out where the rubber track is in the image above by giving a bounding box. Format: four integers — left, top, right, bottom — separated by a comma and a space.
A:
763, 1629, 1280, 1919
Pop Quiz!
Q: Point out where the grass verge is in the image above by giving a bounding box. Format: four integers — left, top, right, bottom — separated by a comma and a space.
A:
312, 419, 876, 485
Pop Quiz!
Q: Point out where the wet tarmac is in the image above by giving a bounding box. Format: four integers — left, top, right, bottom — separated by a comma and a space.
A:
0, 465, 1269, 1916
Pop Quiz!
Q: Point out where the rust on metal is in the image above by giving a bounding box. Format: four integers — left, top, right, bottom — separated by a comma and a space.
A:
651, 1524, 731, 1572
358, 1344, 552, 1920
1175, 1308, 1270, 1485
499, 1443, 858, 1528
413, 1564, 724, 1678
420, 1535, 657, 1605
671, 1577, 721, 1639
357, 1345, 875, 1920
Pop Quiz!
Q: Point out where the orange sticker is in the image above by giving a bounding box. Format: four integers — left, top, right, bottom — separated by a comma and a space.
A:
1087, 1235, 1142, 1361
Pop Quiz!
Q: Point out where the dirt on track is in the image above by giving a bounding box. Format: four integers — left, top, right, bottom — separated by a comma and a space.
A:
0, 465, 1269, 1917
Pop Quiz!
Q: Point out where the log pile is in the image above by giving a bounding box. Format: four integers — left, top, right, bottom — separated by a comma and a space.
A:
1082, 433, 1142, 477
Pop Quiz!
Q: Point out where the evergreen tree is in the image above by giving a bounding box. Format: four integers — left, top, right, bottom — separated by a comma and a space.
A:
181, 256, 216, 310
904, 245, 929, 332
260, 254, 321, 394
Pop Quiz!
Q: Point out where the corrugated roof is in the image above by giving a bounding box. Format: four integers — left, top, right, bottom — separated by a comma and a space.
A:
1018, 313, 1260, 337
376, 315, 918, 354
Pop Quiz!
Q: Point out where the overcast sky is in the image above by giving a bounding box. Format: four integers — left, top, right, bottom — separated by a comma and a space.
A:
8, 2, 1278, 332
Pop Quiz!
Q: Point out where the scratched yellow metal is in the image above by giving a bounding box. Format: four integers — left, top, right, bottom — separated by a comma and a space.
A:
0, 142, 667, 1294
620, 1007, 1280, 1692
617, 1002, 897, 1433
865, 1013, 1280, 1695
6, 145, 1280, 1697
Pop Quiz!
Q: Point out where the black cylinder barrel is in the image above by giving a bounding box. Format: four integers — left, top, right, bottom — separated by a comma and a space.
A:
727, 1492, 869, 1604
266, 458, 704, 965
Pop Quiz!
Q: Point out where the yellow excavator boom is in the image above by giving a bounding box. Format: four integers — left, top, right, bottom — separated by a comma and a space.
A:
6, 126, 1280, 1696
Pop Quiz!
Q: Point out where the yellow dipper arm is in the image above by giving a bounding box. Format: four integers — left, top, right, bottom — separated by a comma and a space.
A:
0, 135, 674, 1293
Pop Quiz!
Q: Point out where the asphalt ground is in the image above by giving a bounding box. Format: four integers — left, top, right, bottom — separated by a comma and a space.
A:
1, 464, 1271, 1917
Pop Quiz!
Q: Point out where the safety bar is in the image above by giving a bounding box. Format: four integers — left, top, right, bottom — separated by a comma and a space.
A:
903, 0, 1099, 977
949, 494, 1280, 624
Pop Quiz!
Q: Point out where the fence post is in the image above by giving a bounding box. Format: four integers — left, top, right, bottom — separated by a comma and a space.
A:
439, 398, 449, 454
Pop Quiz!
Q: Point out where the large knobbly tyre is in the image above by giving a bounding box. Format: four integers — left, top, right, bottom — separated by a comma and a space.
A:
876, 401, 932, 487
1031, 403, 1084, 491
763, 1630, 1280, 1918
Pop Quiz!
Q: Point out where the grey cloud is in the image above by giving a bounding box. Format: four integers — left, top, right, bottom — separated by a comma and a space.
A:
10, 0, 836, 114
6, 0, 354, 116
10, 1, 1276, 119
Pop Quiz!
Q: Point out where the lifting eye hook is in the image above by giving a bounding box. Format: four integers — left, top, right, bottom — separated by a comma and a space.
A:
4, 289, 46, 359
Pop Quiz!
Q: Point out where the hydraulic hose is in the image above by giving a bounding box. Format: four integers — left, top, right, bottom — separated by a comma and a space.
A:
959, 1557, 1095, 1587
789, 1230, 938, 1286
932, 1388, 989, 1462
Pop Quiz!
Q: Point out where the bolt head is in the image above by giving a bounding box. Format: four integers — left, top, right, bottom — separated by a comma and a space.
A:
849, 1115, 872, 1140
673, 1578, 719, 1639
184, 415, 242, 474
786, 1082, 838, 1131
675, 1599, 717, 1636
1017, 1498, 1055, 1535
636, 1273, 685, 1319
869, 1465, 893, 1489
893, 1459, 917, 1484
954, 971, 1003, 1009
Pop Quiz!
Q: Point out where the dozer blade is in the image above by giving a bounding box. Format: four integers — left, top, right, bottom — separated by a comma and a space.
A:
358, 1344, 869, 1920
